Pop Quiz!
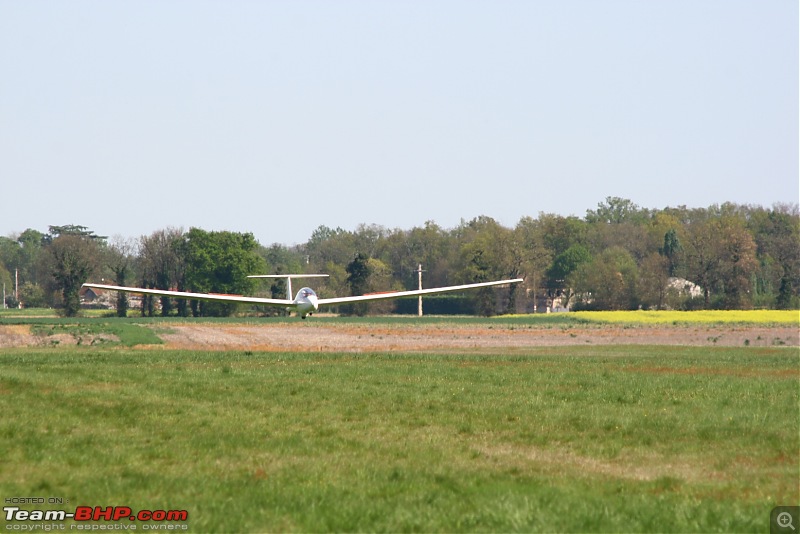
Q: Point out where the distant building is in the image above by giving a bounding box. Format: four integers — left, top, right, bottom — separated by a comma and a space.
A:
667, 277, 703, 299
79, 286, 114, 309
80, 286, 103, 302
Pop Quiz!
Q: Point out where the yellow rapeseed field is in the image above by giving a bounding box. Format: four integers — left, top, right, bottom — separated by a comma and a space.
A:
569, 309, 800, 324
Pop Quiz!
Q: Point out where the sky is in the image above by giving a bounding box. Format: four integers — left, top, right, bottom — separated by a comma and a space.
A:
1, 1, 797, 246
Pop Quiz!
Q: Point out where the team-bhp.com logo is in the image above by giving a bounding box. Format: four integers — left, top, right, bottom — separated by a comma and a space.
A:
4, 505, 188, 530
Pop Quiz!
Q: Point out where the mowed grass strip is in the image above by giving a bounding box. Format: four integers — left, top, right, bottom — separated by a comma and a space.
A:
0, 347, 797, 532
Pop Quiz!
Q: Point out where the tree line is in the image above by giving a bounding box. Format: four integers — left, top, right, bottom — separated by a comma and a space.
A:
0, 198, 798, 317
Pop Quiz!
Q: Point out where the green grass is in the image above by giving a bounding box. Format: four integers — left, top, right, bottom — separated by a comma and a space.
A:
19, 321, 163, 346
0, 307, 59, 317
0, 307, 118, 318
0, 346, 797, 532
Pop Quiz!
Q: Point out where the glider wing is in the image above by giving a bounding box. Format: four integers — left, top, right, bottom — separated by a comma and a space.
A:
316, 278, 523, 307
81, 283, 294, 308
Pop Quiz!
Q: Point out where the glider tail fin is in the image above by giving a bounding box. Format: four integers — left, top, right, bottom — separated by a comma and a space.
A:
247, 274, 329, 301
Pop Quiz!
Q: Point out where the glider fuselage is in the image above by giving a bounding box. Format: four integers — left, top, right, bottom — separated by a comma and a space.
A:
294, 287, 319, 318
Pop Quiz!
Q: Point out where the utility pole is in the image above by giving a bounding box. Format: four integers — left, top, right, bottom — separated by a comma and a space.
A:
414, 264, 426, 317
15, 268, 19, 308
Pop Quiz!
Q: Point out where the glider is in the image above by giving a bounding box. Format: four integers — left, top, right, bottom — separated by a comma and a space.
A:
82, 274, 523, 318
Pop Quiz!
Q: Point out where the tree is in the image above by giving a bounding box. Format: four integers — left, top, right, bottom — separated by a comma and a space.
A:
0, 261, 12, 307
537, 213, 588, 258
352, 224, 389, 260
106, 237, 137, 317
514, 217, 552, 312
258, 243, 305, 275
572, 247, 638, 310
46, 235, 99, 316
365, 257, 398, 315
46, 225, 98, 240
305, 225, 356, 268
463, 247, 496, 316
455, 216, 516, 316
659, 228, 682, 277
715, 218, 758, 309
638, 253, 671, 310
374, 222, 455, 296
0, 229, 48, 305
684, 219, 718, 307
182, 228, 266, 317
345, 253, 371, 316
585, 197, 649, 225
749, 206, 800, 309
18, 282, 46, 308
139, 228, 185, 316
684, 217, 758, 309
547, 244, 592, 288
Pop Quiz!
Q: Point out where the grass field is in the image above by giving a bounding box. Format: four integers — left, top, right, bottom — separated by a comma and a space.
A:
1, 341, 797, 532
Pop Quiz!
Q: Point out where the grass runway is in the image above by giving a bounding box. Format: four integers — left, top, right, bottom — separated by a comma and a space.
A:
1, 339, 797, 531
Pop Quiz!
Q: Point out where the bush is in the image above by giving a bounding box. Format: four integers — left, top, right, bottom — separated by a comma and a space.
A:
19, 282, 46, 308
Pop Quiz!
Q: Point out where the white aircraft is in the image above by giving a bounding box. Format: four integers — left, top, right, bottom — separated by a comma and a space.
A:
82, 274, 523, 319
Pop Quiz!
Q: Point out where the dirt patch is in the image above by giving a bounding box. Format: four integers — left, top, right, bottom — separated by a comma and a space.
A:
475, 442, 721, 483
1, 321, 796, 352
151, 323, 799, 352
0, 325, 37, 347
0, 325, 118, 347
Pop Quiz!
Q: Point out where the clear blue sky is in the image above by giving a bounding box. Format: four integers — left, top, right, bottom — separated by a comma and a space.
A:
1, 1, 797, 245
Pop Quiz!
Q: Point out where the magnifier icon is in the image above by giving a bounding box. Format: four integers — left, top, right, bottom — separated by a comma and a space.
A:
778, 512, 796, 531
